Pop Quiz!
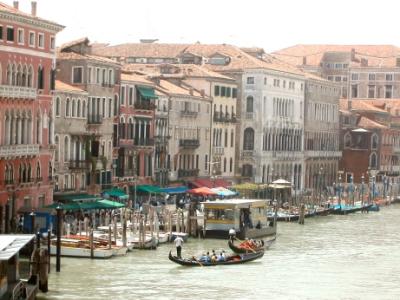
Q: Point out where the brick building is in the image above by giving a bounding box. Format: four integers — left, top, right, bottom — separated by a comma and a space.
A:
0, 1, 63, 231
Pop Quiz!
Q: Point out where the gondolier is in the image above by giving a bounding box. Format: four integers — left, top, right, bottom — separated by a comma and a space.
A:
174, 235, 184, 258
229, 228, 236, 241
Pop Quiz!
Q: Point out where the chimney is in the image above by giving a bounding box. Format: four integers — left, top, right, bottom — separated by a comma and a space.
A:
189, 88, 194, 96
13, 1, 18, 9
302, 56, 307, 65
348, 100, 352, 110
31, 1, 37, 17
351, 48, 355, 61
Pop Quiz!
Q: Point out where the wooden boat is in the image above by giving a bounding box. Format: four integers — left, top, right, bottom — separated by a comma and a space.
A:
65, 235, 128, 256
168, 250, 264, 267
50, 238, 113, 258
228, 237, 275, 254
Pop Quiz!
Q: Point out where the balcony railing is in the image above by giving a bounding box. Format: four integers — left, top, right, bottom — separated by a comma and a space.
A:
69, 160, 89, 169
134, 138, 155, 146
180, 110, 198, 117
179, 139, 200, 149
213, 113, 237, 123
241, 150, 254, 159
213, 146, 224, 156
101, 82, 114, 88
245, 112, 254, 120
178, 169, 199, 178
134, 101, 156, 110
0, 144, 40, 158
116, 169, 135, 177
0, 85, 37, 99
87, 114, 103, 124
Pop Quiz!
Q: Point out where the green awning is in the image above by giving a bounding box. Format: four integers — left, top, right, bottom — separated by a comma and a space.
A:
98, 199, 125, 208
135, 185, 163, 194
102, 188, 129, 200
45, 199, 125, 210
137, 86, 157, 99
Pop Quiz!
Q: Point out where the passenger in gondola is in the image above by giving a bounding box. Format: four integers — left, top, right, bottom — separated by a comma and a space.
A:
211, 250, 217, 262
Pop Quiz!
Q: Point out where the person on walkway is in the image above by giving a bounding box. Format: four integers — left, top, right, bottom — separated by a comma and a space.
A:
174, 236, 184, 258
229, 228, 236, 241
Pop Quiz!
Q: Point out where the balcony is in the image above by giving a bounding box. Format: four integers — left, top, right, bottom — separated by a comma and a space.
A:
0, 85, 37, 99
244, 112, 254, 120
101, 82, 114, 88
213, 146, 224, 156
69, 160, 89, 169
116, 169, 135, 177
0, 144, 40, 158
304, 150, 342, 158
180, 110, 198, 118
241, 150, 254, 160
179, 139, 200, 149
87, 114, 103, 124
134, 101, 156, 110
178, 169, 199, 178
134, 138, 155, 147
154, 135, 170, 144
213, 113, 237, 123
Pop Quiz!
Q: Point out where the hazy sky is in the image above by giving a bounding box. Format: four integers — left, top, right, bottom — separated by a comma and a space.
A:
11, 0, 400, 52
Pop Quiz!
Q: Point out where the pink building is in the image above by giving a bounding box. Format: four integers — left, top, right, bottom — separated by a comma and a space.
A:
0, 1, 63, 231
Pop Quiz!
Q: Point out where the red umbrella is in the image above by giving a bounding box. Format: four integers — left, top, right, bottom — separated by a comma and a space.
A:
187, 187, 217, 196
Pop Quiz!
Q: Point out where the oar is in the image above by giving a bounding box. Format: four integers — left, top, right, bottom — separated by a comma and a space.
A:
234, 237, 256, 253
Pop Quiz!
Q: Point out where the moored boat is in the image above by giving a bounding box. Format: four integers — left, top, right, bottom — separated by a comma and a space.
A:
50, 238, 114, 258
168, 250, 264, 267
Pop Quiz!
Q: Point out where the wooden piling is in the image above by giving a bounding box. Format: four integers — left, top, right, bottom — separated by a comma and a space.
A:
299, 203, 305, 225
108, 224, 112, 250
122, 213, 127, 248
89, 228, 94, 259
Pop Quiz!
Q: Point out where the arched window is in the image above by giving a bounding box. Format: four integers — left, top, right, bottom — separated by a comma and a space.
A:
37, 65, 44, 90
246, 96, 254, 113
71, 99, 76, 117
65, 98, 70, 117
344, 132, 351, 148
27, 65, 33, 87
371, 134, 378, 149
36, 162, 41, 180
108, 69, 114, 85
114, 94, 119, 116
55, 135, 59, 162
55, 97, 61, 117
82, 100, 86, 118
77, 99, 81, 117
223, 157, 227, 172
243, 127, 255, 150
370, 152, 377, 169
229, 158, 233, 172
242, 164, 253, 177
64, 136, 69, 162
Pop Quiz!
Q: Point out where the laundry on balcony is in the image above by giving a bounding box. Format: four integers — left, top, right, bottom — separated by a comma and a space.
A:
137, 86, 158, 99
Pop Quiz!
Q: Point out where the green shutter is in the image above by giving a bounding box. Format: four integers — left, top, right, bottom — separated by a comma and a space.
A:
214, 85, 220, 96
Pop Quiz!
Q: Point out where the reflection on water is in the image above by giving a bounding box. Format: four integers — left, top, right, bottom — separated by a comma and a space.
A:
38, 205, 400, 300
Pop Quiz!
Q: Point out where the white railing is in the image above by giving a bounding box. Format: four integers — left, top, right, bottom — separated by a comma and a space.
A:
0, 144, 40, 158
213, 146, 224, 156
0, 85, 37, 99
304, 150, 342, 158
245, 112, 254, 119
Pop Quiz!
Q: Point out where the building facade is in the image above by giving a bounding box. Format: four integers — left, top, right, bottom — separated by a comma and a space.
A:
0, 1, 63, 231
304, 75, 341, 192
56, 38, 120, 194
53, 81, 89, 194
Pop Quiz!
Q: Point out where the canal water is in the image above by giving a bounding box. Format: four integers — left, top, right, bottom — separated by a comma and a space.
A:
38, 205, 400, 300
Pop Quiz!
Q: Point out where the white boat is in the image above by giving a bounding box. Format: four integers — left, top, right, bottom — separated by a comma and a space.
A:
157, 232, 170, 244
50, 239, 113, 258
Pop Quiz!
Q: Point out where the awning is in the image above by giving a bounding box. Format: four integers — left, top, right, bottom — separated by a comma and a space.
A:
97, 199, 125, 208
135, 185, 163, 194
137, 86, 157, 99
0, 235, 35, 261
187, 187, 217, 196
45, 199, 125, 210
53, 193, 101, 203
160, 186, 188, 194
102, 188, 129, 200
190, 178, 231, 189
211, 187, 237, 196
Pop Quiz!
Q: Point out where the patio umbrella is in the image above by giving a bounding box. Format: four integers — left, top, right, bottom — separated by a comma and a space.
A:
187, 187, 217, 196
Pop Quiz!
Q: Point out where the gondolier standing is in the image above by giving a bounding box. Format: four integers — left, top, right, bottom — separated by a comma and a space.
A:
174, 236, 184, 258
229, 228, 236, 242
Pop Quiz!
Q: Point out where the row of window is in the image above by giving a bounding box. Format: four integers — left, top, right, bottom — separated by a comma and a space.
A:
4, 162, 44, 183
308, 102, 338, 123
350, 84, 393, 99
273, 98, 295, 118
246, 76, 303, 91
3, 63, 54, 90
72, 66, 115, 85
0, 25, 54, 50
214, 85, 237, 98
324, 63, 349, 69
212, 128, 235, 148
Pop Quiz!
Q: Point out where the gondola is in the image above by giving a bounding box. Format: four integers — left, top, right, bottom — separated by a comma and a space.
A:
228, 237, 275, 254
168, 250, 264, 267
